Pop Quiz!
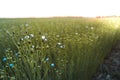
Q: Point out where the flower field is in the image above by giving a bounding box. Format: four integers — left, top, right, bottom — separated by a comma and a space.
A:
0, 17, 120, 80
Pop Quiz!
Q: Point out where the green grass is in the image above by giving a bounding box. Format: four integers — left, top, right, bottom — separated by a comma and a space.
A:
0, 17, 120, 80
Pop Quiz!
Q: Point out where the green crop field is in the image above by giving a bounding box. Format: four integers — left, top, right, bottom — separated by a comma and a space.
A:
0, 17, 120, 80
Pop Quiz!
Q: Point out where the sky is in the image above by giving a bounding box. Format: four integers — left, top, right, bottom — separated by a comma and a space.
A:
0, 0, 120, 18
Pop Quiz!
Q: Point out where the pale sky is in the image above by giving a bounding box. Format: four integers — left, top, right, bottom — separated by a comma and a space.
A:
0, 0, 120, 18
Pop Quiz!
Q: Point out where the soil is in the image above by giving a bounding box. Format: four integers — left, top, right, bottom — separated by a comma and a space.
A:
92, 40, 120, 80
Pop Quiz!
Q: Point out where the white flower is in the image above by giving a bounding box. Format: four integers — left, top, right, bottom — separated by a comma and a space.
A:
41, 36, 46, 40
41, 36, 47, 42
30, 34, 34, 38
57, 43, 61, 45
46, 58, 49, 61
24, 35, 30, 39
60, 46, 63, 48
32, 45, 35, 48
46, 45, 49, 48
75, 33, 78, 35
44, 38, 47, 41
20, 38, 24, 41
60, 45, 65, 48
91, 27, 94, 30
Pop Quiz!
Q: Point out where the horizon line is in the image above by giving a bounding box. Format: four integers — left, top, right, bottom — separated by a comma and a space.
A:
0, 15, 120, 18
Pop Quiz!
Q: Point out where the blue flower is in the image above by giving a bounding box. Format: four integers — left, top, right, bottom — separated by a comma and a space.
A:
2, 57, 7, 62
51, 63, 55, 67
9, 64, 14, 68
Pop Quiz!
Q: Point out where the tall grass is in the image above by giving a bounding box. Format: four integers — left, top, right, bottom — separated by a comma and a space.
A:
0, 18, 120, 80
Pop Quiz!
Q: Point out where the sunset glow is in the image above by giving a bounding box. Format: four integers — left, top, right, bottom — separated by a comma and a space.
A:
0, 0, 120, 18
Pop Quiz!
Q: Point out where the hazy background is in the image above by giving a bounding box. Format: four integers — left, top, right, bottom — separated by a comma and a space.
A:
0, 0, 120, 18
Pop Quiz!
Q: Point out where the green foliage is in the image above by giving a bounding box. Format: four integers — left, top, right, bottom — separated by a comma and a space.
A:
0, 18, 120, 80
